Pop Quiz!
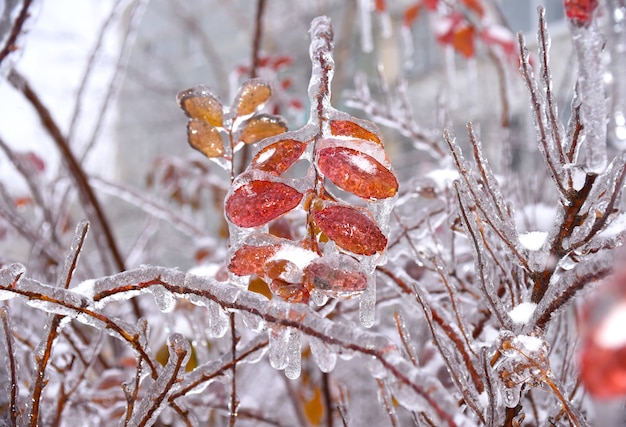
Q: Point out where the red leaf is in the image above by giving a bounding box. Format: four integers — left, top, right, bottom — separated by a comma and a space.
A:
316, 147, 398, 199
564, 0, 598, 27
424, 0, 439, 10
304, 261, 367, 297
225, 180, 303, 228
330, 120, 381, 145
375, 0, 386, 12
16, 151, 46, 173
269, 279, 309, 303
251, 139, 307, 176
452, 24, 475, 58
229, 243, 279, 276
313, 205, 387, 255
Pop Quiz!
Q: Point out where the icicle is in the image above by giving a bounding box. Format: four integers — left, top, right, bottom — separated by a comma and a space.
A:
285, 329, 302, 379
152, 285, 176, 313
268, 325, 291, 370
359, 274, 376, 327
569, 13, 608, 172
309, 335, 337, 373
206, 301, 229, 337
358, 0, 374, 53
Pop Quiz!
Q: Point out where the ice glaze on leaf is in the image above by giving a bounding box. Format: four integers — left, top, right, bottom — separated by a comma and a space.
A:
177, 85, 223, 127
330, 120, 381, 145
187, 118, 225, 157
313, 205, 387, 255
304, 261, 367, 297
252, 139, 307, 175
235, 79, 272, 116
317, 147, 398, 199
225, 180, 303, 228
229, 244, 279, 276
239, 114, 288, 144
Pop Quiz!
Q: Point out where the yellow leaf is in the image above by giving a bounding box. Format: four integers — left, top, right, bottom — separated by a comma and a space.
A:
304, 386, 325, 426
188, 118, 225, 157
236, 79, 272, 116
239, 115, 287, 144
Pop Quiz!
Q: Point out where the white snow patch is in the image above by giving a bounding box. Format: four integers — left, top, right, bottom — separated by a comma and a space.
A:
72, 279, 96, 298
516, 334, 544, 352
349, 154, 376, 174
426, 168, 459, 191
595, 301, 626, 349
519, 231, 547, 251
508, 302, 537, 324
269, 246, 318, 270
255, 147, 276, 164
188, 264, 221, 277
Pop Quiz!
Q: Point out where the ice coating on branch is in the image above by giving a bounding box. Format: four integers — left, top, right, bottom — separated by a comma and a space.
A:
127, 333, 190, 427
308, 16, 334, 128
570, 13, 607, 172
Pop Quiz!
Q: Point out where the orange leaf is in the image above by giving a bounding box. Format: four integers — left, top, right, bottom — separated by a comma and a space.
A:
239, 114, 288, 144
330, 120, 381, 145
235, 79, 272, 116
313, 205, 387, 255
225, 180, 303, 228
252, 139, 307, 175
187, 118, 225, 157
453, 25, 475, 58
303, 386, 325, 425
403, 4, 421, 27
316, 147, 398, 199
177, 85, 223, 127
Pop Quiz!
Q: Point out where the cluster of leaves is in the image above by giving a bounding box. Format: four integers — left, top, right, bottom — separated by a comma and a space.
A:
179, 17, 399, 321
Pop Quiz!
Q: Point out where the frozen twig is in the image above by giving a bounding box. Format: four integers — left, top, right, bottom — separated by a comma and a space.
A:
0, 306, 20, 425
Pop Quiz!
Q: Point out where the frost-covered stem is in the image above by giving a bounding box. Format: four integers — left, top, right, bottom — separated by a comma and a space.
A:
0, 136, 60, 245
229, 312, 239, 427
570, 12, 607, 172
169, 336, 268, 402
79, 0, 149, 163
454, 183, 509, 327
444, 130, 530, 273
379, 266, 485, 396
123, 358, 143, 426
393, 311, 418, 366
67, 0, 124, 143
308, 16, 334, 133
7, 70, 126, 275
0, 307, 20, 425
0, 0, 34, 67
517, 33, 568, 197
531, 173, 596, 303
132, 335, 190, 427
322, 372, 334, 427
91, 268, 457, 426
28, 222, 89, 426
376, 378, 399, 426
537, 7, 568, 174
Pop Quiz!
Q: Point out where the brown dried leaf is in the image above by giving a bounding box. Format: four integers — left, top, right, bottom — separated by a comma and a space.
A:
187, 118, 224, 157
252, 139, 307, 175
239, 114, 288, 144
313, 205, 387, 255
177, 85, 223, 127
235, 79, 272, 116
317, 147, 398, 199
225, 180, 303, 228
